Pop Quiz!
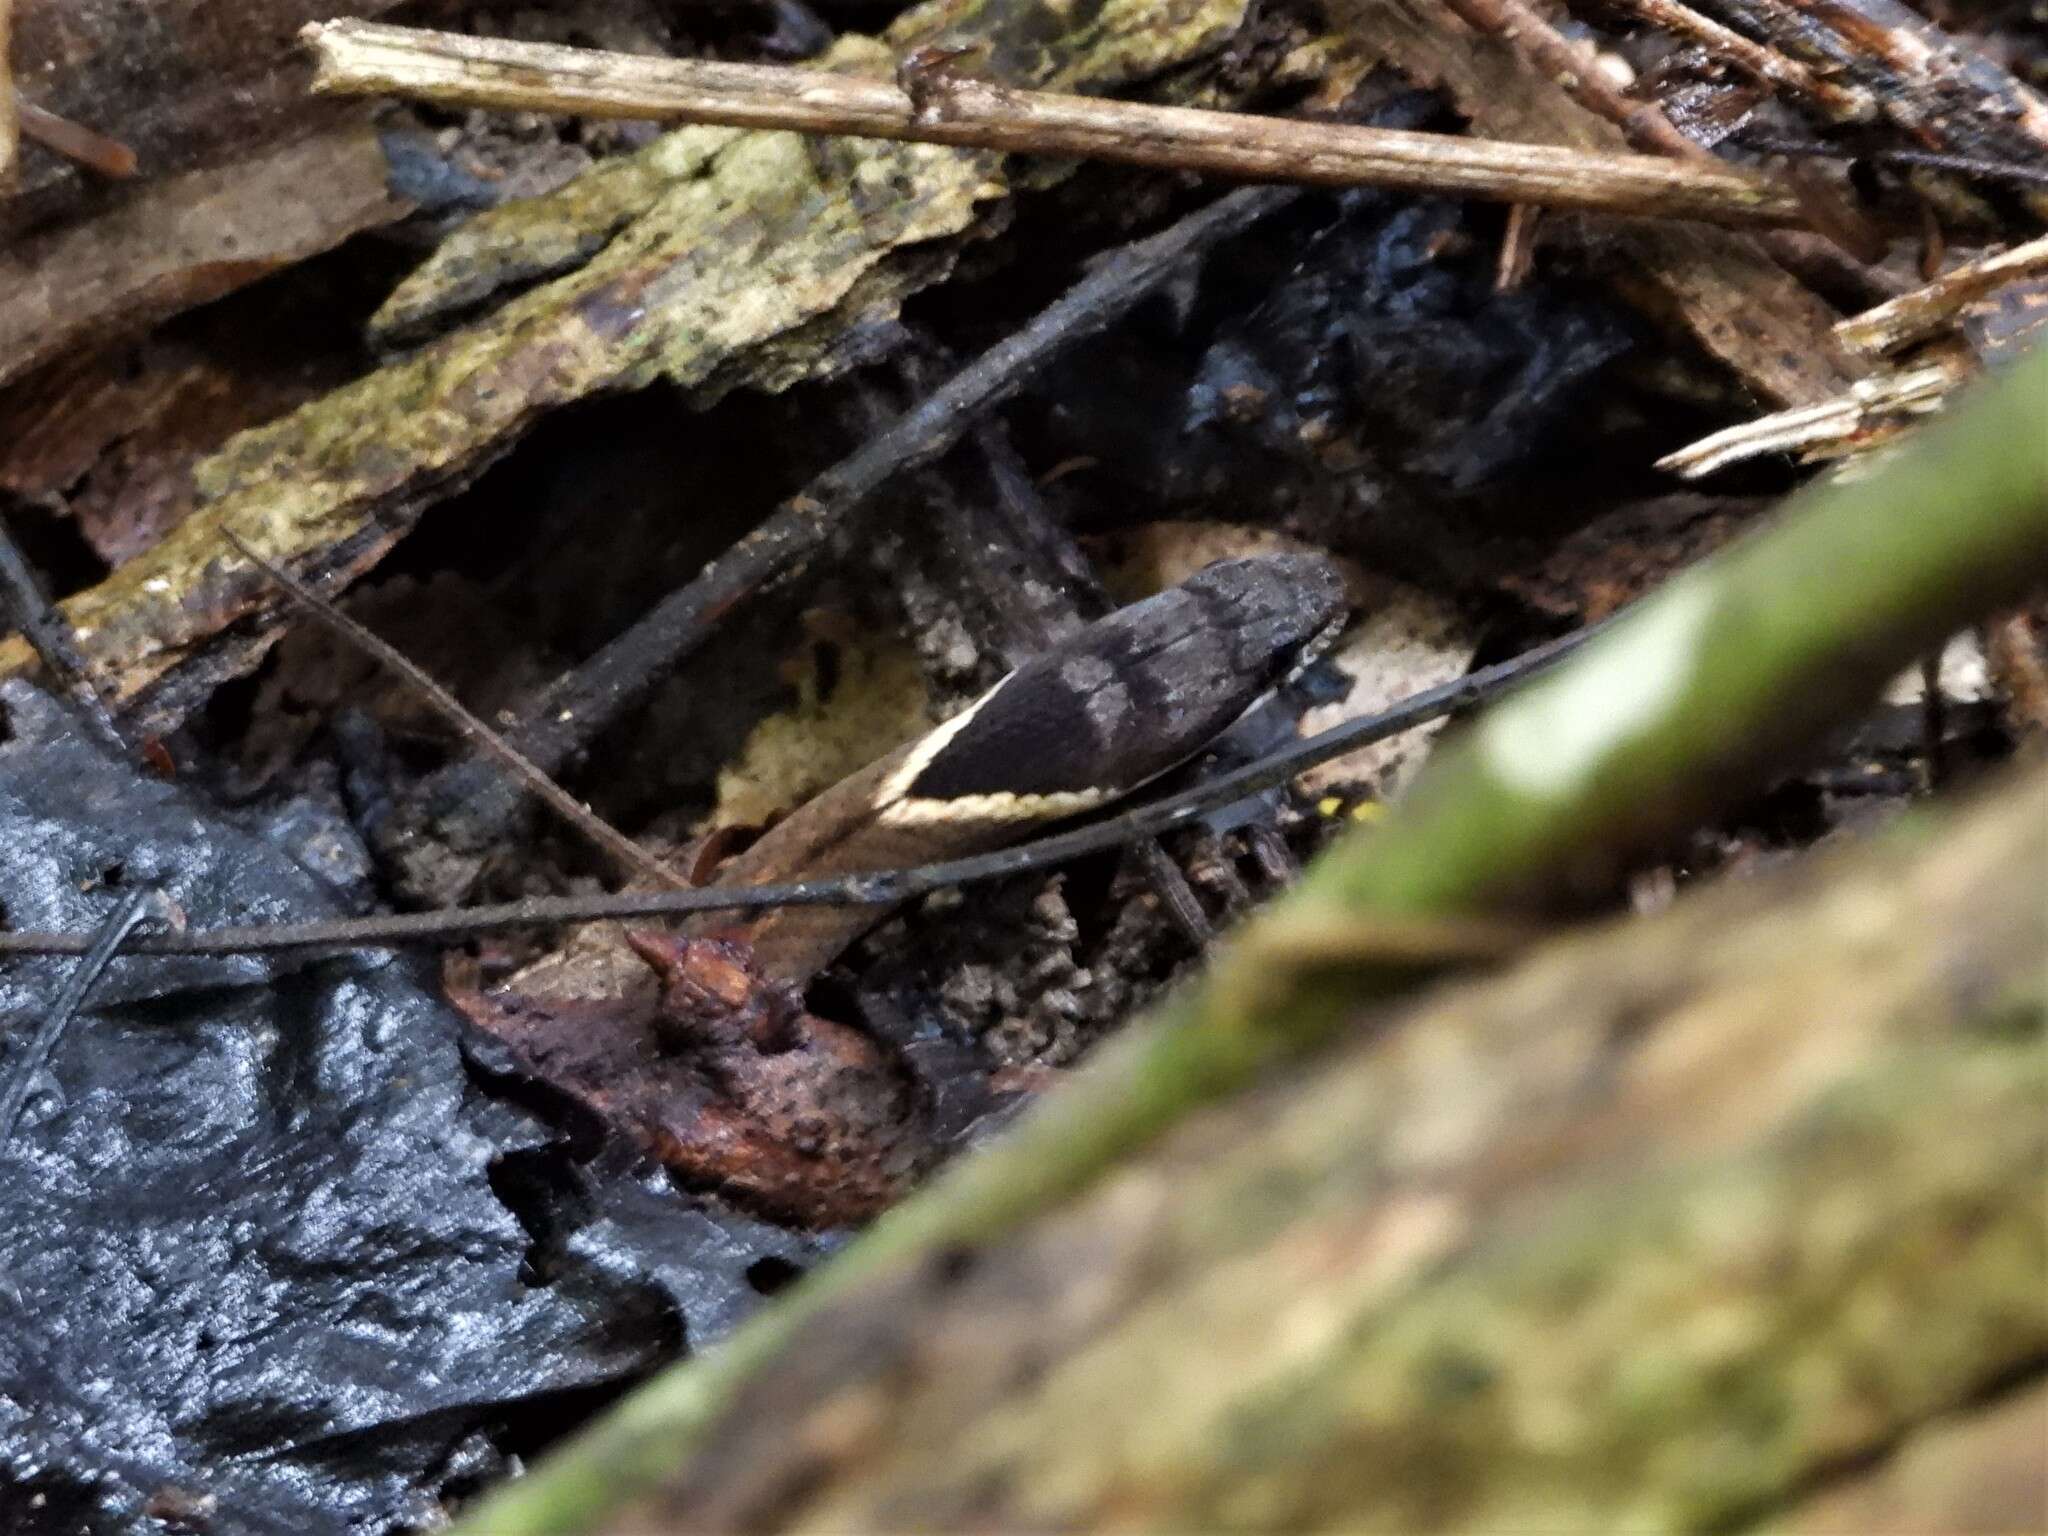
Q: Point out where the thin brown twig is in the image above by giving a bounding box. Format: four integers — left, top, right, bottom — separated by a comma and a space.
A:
222, 531, 690, 892
1495, 201, 1541, 290
1835, 232, 2048, 357
13, 98, 137, 178
300, 18, 1804, 228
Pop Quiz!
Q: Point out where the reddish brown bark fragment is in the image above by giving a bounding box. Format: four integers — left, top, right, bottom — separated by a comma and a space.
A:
450, 933, 931, 1228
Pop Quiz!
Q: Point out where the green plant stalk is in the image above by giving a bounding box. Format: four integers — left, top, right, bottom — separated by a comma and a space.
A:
461, 346, 2048, 1534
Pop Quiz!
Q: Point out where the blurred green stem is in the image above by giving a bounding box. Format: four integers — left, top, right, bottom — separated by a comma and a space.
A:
462, 346, 2048, 1535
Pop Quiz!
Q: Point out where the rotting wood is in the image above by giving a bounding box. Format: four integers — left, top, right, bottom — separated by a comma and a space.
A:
302, 18, 1805, 228
1702, 0, 2048, 215
0, 0, 1250, 732
1596, 0, 1870, 118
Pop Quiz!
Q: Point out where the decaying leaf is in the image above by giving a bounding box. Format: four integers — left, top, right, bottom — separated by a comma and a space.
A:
451, 931, 932, 1227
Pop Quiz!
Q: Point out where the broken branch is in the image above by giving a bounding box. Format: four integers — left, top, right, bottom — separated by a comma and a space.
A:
1656, 357, 1966, 476
300, 18, 1804, 228
1836, 232, 2048, 357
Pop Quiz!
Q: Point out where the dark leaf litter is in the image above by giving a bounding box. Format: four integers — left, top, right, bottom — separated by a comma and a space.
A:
0, 682, 832, 1534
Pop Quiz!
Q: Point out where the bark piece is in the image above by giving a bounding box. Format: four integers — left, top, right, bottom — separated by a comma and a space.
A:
0, 117, 407, 395
0, 329, 348, 567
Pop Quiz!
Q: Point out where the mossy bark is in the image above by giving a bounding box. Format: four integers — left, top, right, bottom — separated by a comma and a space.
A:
483, 759, 2047, 1533
0, 0, 1248, 724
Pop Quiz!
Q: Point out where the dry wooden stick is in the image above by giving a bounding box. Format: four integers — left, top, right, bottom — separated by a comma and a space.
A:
223, 532, 690, 892
300, 18, 1803, 228
1656, 357, 1965, 477
1836, 233, 2048, 357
